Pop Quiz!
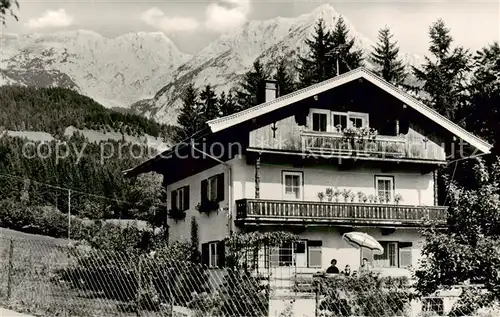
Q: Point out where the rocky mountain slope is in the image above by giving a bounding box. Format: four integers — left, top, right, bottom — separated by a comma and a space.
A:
0, 30, 191, 109
0, 4, 423, 125
135, 4, 423, 124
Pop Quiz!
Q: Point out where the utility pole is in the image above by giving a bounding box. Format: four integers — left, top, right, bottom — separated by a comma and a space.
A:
68, 189, 71, 243
326, 44, 349, 76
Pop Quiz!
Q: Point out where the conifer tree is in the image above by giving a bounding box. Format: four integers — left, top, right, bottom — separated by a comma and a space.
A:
298, 18, 333, 87
370, 26, 406, 84
199, 85, 219, 123
412, 19, 471, 122
175, 84, 200, 142
218, 91, 237, 117
329, 16, 364, 75
465, 42, 500, 150
274, 58, 296, 96
235, 59, 270, 111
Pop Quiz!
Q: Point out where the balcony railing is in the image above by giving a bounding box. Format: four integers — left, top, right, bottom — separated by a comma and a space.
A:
301, 132, 446, 161
236, 199, 447, 227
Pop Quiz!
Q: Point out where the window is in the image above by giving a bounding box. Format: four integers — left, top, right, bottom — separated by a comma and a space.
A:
348, 112, 369, 128
332, 112, 348, 131
308, 240, 323, 268
171, 186, 189, 211
201, 173, 224, 202
267, 240, 322, 268
423, 298, 444, 316
282, 171, 303, 200
309, 109, 370, 132
201, 241, 225, 268
373, 241, 413, 268
310, 109, 330, 132
375, 176, 394, 203
209, 242, 218, 267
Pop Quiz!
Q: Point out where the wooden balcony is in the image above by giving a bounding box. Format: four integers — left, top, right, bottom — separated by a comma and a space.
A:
301, 132, 446, 162
236, 199, 447, 227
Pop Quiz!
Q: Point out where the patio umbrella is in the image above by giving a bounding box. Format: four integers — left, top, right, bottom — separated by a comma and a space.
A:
342, 232, 384, 265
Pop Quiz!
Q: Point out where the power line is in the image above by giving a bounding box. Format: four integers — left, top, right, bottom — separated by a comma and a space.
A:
0, 173, 168, 209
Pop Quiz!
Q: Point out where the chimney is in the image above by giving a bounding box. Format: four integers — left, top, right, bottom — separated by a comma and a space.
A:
264, 80, 279, 103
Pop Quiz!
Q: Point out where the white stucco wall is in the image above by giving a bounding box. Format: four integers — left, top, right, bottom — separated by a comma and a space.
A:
166, 156, 246, 245
167, 155, 434, 256
235, 162, 435, 206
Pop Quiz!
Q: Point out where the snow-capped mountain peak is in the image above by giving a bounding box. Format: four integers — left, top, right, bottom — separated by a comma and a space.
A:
0, 30, 191, 108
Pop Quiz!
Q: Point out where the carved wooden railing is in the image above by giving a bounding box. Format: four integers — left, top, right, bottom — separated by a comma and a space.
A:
300, 131, 445, 161
236, 199, 447, 226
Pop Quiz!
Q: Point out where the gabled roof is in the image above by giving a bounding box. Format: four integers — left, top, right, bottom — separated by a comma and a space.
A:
208, 67, 492, 154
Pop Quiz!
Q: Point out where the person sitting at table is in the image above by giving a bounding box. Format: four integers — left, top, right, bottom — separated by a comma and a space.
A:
326, 259, 340, 274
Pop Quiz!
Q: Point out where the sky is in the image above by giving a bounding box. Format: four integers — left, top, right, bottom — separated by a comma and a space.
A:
2, 0, 499, 57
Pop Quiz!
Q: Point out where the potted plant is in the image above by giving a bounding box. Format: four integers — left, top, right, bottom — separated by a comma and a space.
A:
196, 200, 220, 216
341, 126, 378, 156
325, 188, 334, 202
348, 192, 356, 203
342, 189, 352, 202
394, 193, 403, 205
357, 191, 367, 203
318, 192, 325, 202
333, 188, 341, 202
168, 207, 187, 222
368, 194, 375, 203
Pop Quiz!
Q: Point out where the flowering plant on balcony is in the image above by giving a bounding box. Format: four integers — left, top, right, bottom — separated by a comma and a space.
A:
341, 126, 378, 153
196, 199, 220, 216
168, 207, 187, 221
394, 194, 403, 205
318, 191, 325, 202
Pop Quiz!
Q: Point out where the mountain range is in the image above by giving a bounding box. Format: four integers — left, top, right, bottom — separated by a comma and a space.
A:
0, 4, 423, 125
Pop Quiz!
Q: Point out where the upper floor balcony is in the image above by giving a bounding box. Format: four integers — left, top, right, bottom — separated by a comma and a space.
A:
300, 131, 446, 162
235, 199, 447, 227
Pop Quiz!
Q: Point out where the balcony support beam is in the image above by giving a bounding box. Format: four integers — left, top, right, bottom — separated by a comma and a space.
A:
255, 152, 261, 199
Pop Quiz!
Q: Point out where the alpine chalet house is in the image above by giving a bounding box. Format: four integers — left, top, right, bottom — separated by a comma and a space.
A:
125, 67, 491, 276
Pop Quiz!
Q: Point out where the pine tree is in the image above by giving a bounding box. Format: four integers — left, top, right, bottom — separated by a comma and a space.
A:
412, 19, 471, 122
329, 16, 364, 75
175, 84, 201, 142
274, 58, 296, 96
370, 26, 406, 84
199, 85, 219, 123
465, 42, 500, 149
235, 60, 270, 111
218, 91, 237, 117
298, 18, 333, 87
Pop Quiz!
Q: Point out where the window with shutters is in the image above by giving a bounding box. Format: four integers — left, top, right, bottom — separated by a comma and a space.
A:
373, 241, 413, 268
171, 186, 189, 211
266, 240, 322, 268
375, 176, 394, 203
201, 240, 225, 268
201, 173, 224, 203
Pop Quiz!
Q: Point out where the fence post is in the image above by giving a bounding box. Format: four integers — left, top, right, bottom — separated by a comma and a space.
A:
6, 238, 14, 301
136, 256, 142, 317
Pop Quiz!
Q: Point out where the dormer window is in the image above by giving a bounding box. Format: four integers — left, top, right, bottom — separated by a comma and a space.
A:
309, 109, 369, 132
